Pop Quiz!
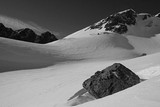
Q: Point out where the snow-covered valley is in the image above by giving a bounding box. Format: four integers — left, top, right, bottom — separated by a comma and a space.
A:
1, 9, 160, 107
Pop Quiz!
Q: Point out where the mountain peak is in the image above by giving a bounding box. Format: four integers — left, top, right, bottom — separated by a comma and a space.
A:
78, 9, 160, 37
66, 9, 160, 39
118, 8, 136, 14
88, 9, 137, 34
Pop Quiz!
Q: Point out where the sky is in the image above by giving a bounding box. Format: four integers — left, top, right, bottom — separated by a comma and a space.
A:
0, 0, 160, 38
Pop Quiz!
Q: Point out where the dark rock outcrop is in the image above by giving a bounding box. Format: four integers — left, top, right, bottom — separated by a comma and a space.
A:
88, 9, 137, 34
13, 28, 37, 42
83, 63, 140, 99
112, 24, 128, 34
0, 23, 14, 38
0, 23, 58, 44
140, 53, 147, 56
36, 31, 58, 44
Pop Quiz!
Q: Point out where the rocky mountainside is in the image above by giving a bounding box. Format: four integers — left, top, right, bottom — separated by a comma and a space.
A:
86, 9, 159, 34
0, 23, 58, 44
88, 9, 137, 34
66, 9, 160, 38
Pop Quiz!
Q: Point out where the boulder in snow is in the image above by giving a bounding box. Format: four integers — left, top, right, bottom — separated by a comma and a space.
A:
83, 63, 140, 99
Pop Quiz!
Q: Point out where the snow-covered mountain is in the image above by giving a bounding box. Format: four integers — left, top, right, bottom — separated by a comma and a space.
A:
1, 9, 160, 107
58, 9, 160, 57
67, 9, 160, 38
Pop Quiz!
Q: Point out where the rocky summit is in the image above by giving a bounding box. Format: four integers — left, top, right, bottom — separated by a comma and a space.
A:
0, 23, 58, 44
88, 9, 137, 34
83, 63, 140, 99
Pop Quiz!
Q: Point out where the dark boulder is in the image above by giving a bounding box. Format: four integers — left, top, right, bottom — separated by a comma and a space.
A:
83, 63, 140, 99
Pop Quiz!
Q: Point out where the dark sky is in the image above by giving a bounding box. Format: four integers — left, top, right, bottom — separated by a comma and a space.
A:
0, 0, 159, 37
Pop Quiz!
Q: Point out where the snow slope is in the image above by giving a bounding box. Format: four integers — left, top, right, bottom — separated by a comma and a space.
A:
2, 31, 160, 72
0, 37, 65, 72
1, 9, 160, 107
1, 53, 160, 107
0, 32, 140, 73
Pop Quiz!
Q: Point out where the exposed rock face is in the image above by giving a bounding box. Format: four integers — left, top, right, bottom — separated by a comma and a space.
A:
83, 63, 140, 99
0, 23, 14, 38
36, 31, 58, 44
0, 23, 58, 44
112, 24, 128, 34
13, 28, 37, 42
88, 9, 137, 34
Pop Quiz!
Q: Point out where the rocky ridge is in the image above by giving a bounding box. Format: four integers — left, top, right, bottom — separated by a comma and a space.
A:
0, 23, 58, 44
87, 9, 160, 34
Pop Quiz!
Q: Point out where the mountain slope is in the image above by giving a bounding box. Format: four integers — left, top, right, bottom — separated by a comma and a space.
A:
1, 9, 160, 72
66, 9, 160, 38
1, 52, 160, 107
1, 9, 160, 107
0, 37, 63, 72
